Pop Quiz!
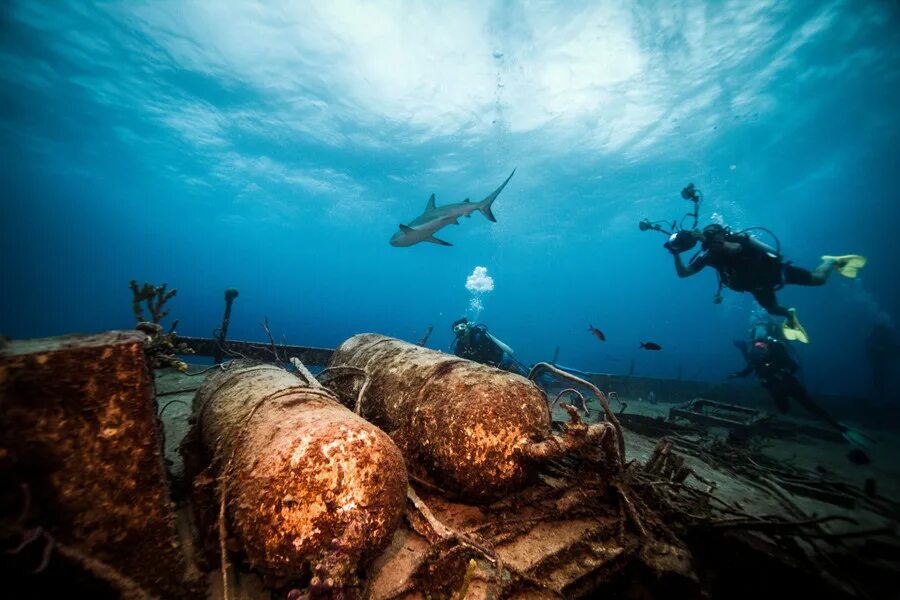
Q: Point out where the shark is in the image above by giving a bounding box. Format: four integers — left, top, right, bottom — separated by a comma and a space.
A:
389, 168, 516, 247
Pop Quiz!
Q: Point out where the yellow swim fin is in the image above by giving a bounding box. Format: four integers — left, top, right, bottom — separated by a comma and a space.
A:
782, 308, 809, 344
822, 254, 867, 278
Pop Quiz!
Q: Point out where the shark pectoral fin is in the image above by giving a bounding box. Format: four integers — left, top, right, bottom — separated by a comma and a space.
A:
399, 224, 414, 232
425, 234, 453, 246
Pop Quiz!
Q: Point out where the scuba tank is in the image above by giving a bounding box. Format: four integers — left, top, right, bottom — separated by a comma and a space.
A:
485, 331, 515, 356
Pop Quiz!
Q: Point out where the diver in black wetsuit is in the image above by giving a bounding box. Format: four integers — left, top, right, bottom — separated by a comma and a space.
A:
450, 318, 529, 376
729, 327, 872, 463
671, 223, 865, 344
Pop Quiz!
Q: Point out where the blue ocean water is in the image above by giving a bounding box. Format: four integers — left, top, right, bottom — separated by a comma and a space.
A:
1, 1, 898, 398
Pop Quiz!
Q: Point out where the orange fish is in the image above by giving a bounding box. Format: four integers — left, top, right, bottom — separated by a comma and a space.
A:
588, 324, 605, 342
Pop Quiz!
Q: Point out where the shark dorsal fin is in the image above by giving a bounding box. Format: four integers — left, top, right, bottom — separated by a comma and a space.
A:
464, 198, 470, 203
399, 224, 414, 232
425, 194, 436, 212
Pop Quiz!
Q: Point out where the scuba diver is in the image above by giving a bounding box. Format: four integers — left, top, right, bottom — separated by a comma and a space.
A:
729, 318, 873, 464
642, 183, 866, 344
451, 317, 529, 376
450, 317, 594, 388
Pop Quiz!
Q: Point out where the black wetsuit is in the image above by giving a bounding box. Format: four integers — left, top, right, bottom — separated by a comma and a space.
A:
452, 325, 507, 369
690, 232, 817, 316
732, 339, 842, 430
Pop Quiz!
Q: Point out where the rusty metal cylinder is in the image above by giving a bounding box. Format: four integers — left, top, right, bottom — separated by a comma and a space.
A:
194, 362, 407, 584
328, 334, 552, 500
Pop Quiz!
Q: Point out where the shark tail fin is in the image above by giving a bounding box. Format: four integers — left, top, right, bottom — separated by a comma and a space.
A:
478, 168, 516, 223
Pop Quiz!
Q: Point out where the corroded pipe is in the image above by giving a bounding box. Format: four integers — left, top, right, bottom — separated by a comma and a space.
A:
213, 288, 239, 364
194, 362, 407, 586
328, 334, 617, 500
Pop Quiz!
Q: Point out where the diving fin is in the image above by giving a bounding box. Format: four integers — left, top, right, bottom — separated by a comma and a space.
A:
822, 254, 867, 278
781, 308, 809, 344
841, 425, 875, 450
842, 425, 875, 465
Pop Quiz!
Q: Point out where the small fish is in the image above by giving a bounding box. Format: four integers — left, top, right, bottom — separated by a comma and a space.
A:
587, 324, 605, 342
639, 342, 662, 351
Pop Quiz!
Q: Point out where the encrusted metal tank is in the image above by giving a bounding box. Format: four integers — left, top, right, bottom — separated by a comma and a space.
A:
193, 362, 408, 586
328, 334, 618, 500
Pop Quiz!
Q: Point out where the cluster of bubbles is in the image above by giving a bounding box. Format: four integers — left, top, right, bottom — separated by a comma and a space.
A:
465, 266, 494, 321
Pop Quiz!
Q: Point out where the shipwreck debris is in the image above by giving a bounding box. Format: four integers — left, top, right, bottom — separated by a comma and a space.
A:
0, 331, 198, 598
213, 288, 239, 364
669, 398, 770, 437
191, 361, 408, 590
327, 334, 621, 500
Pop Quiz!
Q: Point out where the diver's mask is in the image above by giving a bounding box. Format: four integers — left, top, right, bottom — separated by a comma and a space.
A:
701, 224, 728, 251
452, 321, 469, 335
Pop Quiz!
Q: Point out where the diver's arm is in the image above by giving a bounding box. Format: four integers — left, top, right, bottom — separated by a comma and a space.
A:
729, 365, 754, 378
674, 252, 703, 278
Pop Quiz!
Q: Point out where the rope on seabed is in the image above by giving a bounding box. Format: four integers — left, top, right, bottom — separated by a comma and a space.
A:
314, 364, 372, 414
185, 361, 234, 376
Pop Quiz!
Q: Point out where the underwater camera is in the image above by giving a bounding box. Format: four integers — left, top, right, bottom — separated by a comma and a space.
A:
638, 183, 703, 250
664, 230, 698, 254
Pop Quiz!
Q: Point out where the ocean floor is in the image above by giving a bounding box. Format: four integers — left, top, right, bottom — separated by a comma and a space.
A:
153, 365, 900, 599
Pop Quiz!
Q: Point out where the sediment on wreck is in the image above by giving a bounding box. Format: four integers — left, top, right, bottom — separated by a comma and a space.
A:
192, 361, 408, 588
0, 331, 199, 599
327, 334, 620, 500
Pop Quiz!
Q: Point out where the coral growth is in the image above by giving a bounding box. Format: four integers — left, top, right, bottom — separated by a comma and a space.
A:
129, 279, 192, 372
130, 280, 176, 324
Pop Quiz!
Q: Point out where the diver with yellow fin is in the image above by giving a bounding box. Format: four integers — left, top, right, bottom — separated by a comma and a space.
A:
640, 184, 866, 343
730, 315, 874, 464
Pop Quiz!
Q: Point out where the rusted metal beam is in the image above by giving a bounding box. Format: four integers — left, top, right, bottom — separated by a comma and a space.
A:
669, 407, 752, 428
175, 335, 335, 366
668, 398, 770, 435
776, 480, 857, 509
